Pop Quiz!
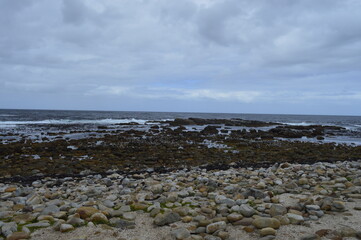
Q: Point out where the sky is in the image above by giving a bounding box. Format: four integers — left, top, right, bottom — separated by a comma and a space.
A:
1, 0, 361, 115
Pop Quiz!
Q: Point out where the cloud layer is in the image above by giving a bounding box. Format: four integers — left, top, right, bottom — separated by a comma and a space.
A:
1, 0, 361, 114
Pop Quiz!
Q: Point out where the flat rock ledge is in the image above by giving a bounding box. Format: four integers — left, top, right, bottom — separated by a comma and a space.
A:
1, 160, 361, 240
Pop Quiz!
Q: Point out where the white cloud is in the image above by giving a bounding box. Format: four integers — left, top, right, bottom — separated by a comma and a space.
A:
0, 0, 361, 114
86, 85, 261, 102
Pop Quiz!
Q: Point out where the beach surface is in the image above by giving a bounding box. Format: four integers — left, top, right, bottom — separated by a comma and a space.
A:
1, 160, 361, 240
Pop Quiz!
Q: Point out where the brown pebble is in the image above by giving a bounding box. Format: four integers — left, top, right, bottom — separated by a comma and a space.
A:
243, 226, 255, 233
315, 229, 332, 237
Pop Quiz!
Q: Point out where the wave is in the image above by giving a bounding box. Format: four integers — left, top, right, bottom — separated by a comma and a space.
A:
0, 114, 17, 117
0, 118, 152, 127
279, 121, 316, 126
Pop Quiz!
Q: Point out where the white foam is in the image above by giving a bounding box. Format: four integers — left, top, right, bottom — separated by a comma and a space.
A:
280, 121, 314, 126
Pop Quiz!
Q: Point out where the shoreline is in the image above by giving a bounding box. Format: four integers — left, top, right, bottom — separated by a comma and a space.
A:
0, 158, 351, 185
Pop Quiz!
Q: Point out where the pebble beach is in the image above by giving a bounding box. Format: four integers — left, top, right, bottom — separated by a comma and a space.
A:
1, 160, 361, 240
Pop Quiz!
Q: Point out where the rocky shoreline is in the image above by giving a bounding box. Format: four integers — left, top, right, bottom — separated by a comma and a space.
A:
1, 118, 361, 178
1, 160, 361, 240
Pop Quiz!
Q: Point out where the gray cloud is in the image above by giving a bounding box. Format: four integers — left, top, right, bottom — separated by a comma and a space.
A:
0, 0, 360, 114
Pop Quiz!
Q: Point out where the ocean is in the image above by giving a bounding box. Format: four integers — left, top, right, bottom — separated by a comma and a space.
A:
1, 109, 361, 145
1, 109, 361, 128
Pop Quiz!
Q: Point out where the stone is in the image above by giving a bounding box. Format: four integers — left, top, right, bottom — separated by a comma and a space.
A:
195, 227, 206, 234
1, 222, 17, 237
206, 221, 227, 234
76, 207, 99, 219
253, 217, 280, 229
286, 213, 304, 225
5, 187, 17, 193
90, 212, 108, 224
332, 201, 346, 212
66, 213, 85, 226
12, 214, 36, 224
53, 220, 65, 231
227, 213, 243, 222
150, 208, 161, 218
171, 227, 191, 239
132, 203, 148, 211
273, 215, 290, 225
41, 205, 60, 215
305, 205, 320, 211
25, 195, 42, 206
257, 182, 267, 189
242, 188, 267, 199
315, 229, 332, 237
173, 207, 189, 217
122, 212, 136, 221
269, 204, 287, 217
217, 230, 229, 239
60, 224, 74, 233
110, 218, 136, 229
150, 184, 163, 194
154, 212, 181, 226
37, 215, 54, 222
243, 226, 255, 233
260, 227, 276, 236
102, 200, 114, 208
239, 204, 256, 217
182, 216, 192, 223
298, 178, 309, 185
6, 232, 30, 240
167, 192, 179, 202
234, 218, 253, 226
24, 222, 50, 228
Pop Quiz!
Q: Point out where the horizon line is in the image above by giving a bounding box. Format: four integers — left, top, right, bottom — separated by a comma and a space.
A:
0, 107, 360, 117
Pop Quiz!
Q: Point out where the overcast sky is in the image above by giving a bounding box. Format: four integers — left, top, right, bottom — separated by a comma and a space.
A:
1, 0, 361, 115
